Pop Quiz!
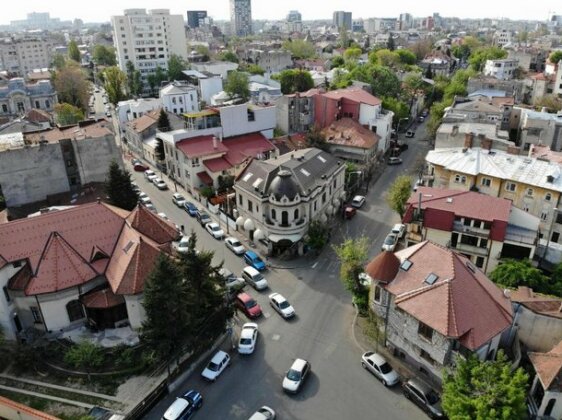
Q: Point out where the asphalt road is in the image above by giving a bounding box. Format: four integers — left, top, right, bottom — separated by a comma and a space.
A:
136, 121, 432, 420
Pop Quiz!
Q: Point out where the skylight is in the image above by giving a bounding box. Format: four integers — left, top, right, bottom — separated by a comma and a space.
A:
123, 241, 134, 254
424, 273, 439, 285
400, 259, 413, 271
252, 178, 263, 188
300, 168, 311, 176
317, 155, 327, 163
242, 172, 253, 182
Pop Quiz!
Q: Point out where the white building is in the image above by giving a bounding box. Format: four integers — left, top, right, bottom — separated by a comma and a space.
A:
182, 69, 223, 104
111, 9, 188, 90
116, 97, 162, 135
191, 61, 239, 79
159, 81, 199, 115
493, 29, 513, 47
484, 59, 519, 81
0, 37, 54, 77
234, 148, 346, 256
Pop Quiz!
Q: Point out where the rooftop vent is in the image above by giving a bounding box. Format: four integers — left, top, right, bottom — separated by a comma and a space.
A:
446, 197, 453, 203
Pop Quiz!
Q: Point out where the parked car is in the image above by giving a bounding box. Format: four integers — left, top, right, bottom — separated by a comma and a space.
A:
283, 358, 311, 394
184, 201, 198, 216
405, 130, 415, 138
153, 178, 168, 190
162, 389, 203, 420
248, 406, 276, 420
131, 182, 140, 193
235, 292, 262, 318
201, 350, 230, 382
133, 162, 148, 172
269, 293, 295, 319
344, 206, 357, 219
206, 222, 225, 239
145, 203, 156, 212
144, 170, 157, 182
174, 236, 191, 254
361, 352, 400, 387
196, 211, 212, 226
388, 157, 403, 165
351, 195, 366, 208
381, 233, 399, 252
225, 237, 245, 255
138, 192, 151, 204
172, 193, 187, 207
243, 250, 266, 271
219, 268, 245, 292
422, 109, 429, 117
391, 223, 406, 239
418, 116, 425, 122
403, 378, 445, 419
242, 266, 268, 291
238, 323, 258, 355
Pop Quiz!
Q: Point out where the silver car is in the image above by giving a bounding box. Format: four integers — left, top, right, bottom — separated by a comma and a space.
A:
361, 352, 400, 387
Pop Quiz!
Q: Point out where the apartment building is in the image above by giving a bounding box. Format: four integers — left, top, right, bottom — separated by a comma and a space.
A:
484, 59, 520, 81
0, 37, 54, 76
230, 0, 253, 37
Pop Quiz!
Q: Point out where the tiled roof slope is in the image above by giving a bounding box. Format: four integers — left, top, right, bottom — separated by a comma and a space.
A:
529, 341, 562, 391
364, 251, 400, 283
387, 241, 513, 350
125, 204, 179, 244
81, 288, 125, 309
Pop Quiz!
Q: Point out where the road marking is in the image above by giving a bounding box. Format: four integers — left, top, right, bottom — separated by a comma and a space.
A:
263, 312, 271, 318
271, 334, 281, 341
311, 262, 318, 269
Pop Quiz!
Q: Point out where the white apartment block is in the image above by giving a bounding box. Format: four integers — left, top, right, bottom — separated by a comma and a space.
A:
111, 9, 188, 90
493, 29, 513, 47
0, 37, 54, 76
484, 59, 519, 81
159, 81, 199, 115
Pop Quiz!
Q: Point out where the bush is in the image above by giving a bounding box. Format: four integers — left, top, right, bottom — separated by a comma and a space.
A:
353, 288, 370, 316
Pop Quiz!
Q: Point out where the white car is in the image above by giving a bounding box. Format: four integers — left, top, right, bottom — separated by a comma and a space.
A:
138, 192, 151, 204
238, 323, 258, 355
225, 237, 245, 255
157, 212, 169, 220
144, 203, 156, 212
361, 351, 400, 387
206, 222, 224, 239
175, 236, 191, 254
219, 268, 245, 291
351, 195, 366, 208
172, 193, 186, 207
282, 358, 311, 394
391, 223, 406, 239
153, 178, 168, 190
248, 406, 276, 420
144, 170, 157, 182
381, 233, 398, 251
269, 293, 295, 319
201, 350, 230, 382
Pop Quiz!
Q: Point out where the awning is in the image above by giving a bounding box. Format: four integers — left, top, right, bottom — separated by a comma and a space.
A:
81, 288, 125, 309
197, 171, 214, 185
268, 233, 303, 243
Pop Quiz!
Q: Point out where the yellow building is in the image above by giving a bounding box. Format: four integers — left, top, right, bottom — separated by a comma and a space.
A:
425, 147, 562, 245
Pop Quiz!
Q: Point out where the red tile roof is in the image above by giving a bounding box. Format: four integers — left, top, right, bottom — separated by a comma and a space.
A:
529, 341, 562, 391
0, 254, 6, 270
82, 288, 125, 309
176, 135, 228, 158
222, 133, 276, 166
509, 286, 562, 318
204, 157, 232, 173
0, 396, 60, 420
365, 251, 400, 283
386, 241, 513, 350
406, 187, 511, 223
321, 118, 380, 150
197, 171, 214, 185
7, 262, 32, 290
322, 87, 382, 107
125, 204, 180, 244
25, 120, 113, 144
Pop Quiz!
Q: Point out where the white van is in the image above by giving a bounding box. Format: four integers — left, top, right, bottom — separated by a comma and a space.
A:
242, 266, 268, 291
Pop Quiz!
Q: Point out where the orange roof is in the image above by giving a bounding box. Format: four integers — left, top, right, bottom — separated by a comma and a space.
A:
126, 205, 180, 244
321, 118, 380, 150
0, 396, 60, 420
385, 241, 513, 350
364, 251, 400, 283
529, 144, 562, 164
509, 286, 562, 318
322, 87, 382, 107
126, 108, 161, 133
25, 120, 113, 144
82, 287, 125, 308
529, 341, 562, 391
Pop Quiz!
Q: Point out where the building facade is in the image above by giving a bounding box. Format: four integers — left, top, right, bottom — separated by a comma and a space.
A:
333, 11, 352, 31
484, 59, 519, 81
159, 81, 199, 115
230, 0, 252, 37
187, 10, 207, 29
111, 9, 188, 91
0, 78, 57, 117
0, 37, 54, 76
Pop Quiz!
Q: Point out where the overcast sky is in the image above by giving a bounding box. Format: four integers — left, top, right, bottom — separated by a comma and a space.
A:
1, 0, 560, 24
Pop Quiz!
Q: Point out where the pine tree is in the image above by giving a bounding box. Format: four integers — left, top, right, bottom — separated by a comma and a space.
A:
68, 40, 81, 62
104, 161, 138, 210
387, 33, 395, 51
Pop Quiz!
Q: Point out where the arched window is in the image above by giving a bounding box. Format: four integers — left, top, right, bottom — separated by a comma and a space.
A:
67, 300, 85, 322
271, 209, 276, 220
294, 209, 299, 220
282, 211, 288, 226
544, 398, 556, 416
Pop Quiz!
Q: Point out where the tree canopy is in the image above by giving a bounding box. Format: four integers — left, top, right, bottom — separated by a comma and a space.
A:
489, 259, 562, 297
102, 66, 127, 105
468, 46, 508, 71
92, 45, 116, 66
147, 66, 168, 96
55, 103, 85, 126
442, 351, 528, 420
534, 94, 562, 112
344, 47, 362, 62
126, 61, 142, 97
68, 40, 81, 62
167, 54, 187, 81
64, 341, 104, 378
382, 97, 409, 124
246, 64, 265, 75
53, 63, 90, 111
386, 175, 413, 218
333, 236, 370, 293
104, 161, 138, 211
550, 50, 562, 64
278, 69, 314, 94
218, 50, 239, 63
224, 71, 250, 102
282, 39, 316, 59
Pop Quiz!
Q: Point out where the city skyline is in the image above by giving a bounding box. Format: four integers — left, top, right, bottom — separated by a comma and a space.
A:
0, 0, 560, 25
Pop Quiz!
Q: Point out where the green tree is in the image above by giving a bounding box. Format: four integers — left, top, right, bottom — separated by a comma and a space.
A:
427, 101, 448, 137
92, 45, 116, 66
306, 220, 330, 251
246, 64, 265, 75
386, 34, 395, 51
344, 47, 362, 62
278, 69, 314, 94
147, 66, 168, 96
224, 71, 250, 101
442, 351, 528, 420
157, 109, 170, 131
282, 39, 316, 59
51, 53, 66, 70
68, 40, 81, 62
468, 46, 507, 71
168, 54, 187, 81
53, 63, 90, 111
104, 161, 139, 211
489, 259, 548, 291
64, 341, 104, 379
218, 50, 239, 63
55, 103, 85, 125
333, 237, 370, 294
305, 125, 328, 151
396, 49, 417, 65
375, 49, 400, 68
534, 94, 562, 112
142, 253, 192, 368
550, 51, 562, 64
102, 66, 127, 105
369, 65, 401, 98
195, 45, 210, 61
386, 175, 412, 218
367, 50, 379, 65
331, 56, 345, 69
382, 97, 409, 124
126, 61, 142, 96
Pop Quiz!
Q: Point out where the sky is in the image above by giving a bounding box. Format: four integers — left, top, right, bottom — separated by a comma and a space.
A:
1, 0, 560, 25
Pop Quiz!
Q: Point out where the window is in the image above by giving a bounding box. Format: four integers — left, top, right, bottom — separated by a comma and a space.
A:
545, 193, 552, 201
526, 188, 533, 197
476, 256, 485, 268
271, 209, 276, 220
1, 104, 7, 113
45, 100, 50, 108
294, 209, 299, 220
374, 285, 382, 303
248, 200, 253, 212
281, 211, 289, 226
35, 100, 40, 108
30, 306, 42, 323
541, 211, 549, 221
481, 178, 491, 187
420, 349, 434, 364
3, 286, 10, 303
545, 398, 557, 417
505, 182, 516, 192
66, 300, 85, 322
322, 192, 326, 204
418, 322, 433, 341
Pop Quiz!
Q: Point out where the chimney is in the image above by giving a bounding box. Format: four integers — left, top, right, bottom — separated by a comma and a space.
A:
480, 136, 492, 151
507, 145, 520, 155
464, 132, 474, 148
213, 136, 218, 149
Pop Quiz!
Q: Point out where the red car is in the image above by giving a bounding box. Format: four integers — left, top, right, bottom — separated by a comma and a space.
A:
133, 162, 149, 172
235, 292, 262, 318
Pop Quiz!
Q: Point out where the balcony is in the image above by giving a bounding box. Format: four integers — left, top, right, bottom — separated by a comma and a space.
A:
453, 221, 490, 238
447, 241, 488, 257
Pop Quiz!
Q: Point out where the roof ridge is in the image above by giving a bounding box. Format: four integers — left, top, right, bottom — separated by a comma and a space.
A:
395, 278, 451, 304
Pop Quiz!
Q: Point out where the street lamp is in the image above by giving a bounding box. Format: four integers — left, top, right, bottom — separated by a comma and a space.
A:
542, 207, 559, 268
